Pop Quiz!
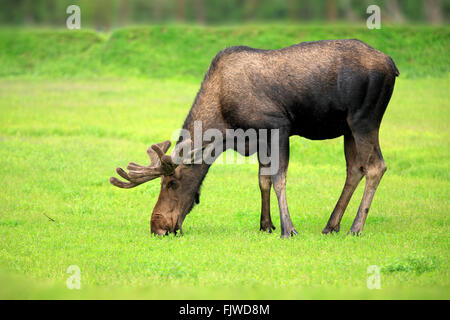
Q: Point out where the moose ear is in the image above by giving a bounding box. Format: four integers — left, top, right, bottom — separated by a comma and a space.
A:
194, 192, 200, 204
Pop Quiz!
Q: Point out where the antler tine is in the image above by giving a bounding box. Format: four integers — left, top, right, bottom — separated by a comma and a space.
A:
109, 175, 154, 189
151, 144, 166, 161
147, 140, 171, 167
116, 167, 132, 180
110, 176, 137, 189
109, 167, 152, 188
126, 162, 144, 170
110, 164, 163, 188
150, 141, 178, 175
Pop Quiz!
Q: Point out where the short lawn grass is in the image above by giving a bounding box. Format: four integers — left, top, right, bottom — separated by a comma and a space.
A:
0, 25, 448, 299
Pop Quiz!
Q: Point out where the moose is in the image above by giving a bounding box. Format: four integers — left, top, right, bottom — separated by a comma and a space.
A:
110, 39, 399, 238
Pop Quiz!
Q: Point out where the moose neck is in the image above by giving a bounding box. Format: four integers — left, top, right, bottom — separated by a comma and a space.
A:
180, 76, 226, 137
177, 82, 226, 200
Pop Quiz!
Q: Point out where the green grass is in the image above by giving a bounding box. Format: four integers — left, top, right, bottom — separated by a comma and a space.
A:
0, 26, 449, 299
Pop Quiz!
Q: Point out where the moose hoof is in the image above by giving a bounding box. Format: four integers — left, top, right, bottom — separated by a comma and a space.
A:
280, 228, 298, 238
347, 229, 362, 236
260, 222, 276, 233
322, 224, 340, 234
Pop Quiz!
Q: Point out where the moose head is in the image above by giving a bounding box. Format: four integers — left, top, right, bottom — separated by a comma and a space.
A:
110, 140, 205, 236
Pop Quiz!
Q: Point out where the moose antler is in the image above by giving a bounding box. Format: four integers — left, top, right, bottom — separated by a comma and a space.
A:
110, 140, 175, 189
110, 139, 207, 189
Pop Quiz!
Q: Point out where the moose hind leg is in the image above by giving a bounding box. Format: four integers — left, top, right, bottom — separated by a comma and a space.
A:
322, 134, 364, 234
348, 131, 387, 235
259, 161, 275, 232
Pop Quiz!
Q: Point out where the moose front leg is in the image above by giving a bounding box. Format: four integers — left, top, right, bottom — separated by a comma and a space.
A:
258, 161, 275, 232
271, 134, 297, 238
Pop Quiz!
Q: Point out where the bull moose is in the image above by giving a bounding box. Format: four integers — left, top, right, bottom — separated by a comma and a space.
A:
110, 39, 399, 237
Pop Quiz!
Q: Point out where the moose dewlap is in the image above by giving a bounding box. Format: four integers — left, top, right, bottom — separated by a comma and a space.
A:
110, 39, 399, 237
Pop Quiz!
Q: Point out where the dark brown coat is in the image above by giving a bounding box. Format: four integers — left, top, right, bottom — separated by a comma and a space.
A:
111, 39, 399, 237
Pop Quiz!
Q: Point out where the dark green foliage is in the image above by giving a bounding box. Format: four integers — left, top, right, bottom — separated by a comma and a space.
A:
382, 256, 441, 275
0, 25, 448, 79
0, 0, 446, 26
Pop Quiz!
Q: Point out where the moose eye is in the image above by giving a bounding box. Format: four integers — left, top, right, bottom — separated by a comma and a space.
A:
167, 180, 179, 189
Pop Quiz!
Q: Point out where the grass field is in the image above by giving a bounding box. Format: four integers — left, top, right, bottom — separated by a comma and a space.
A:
0, 25, 449, 299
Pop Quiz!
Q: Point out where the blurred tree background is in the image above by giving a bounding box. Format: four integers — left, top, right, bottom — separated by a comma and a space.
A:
0, 0, 448, 30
